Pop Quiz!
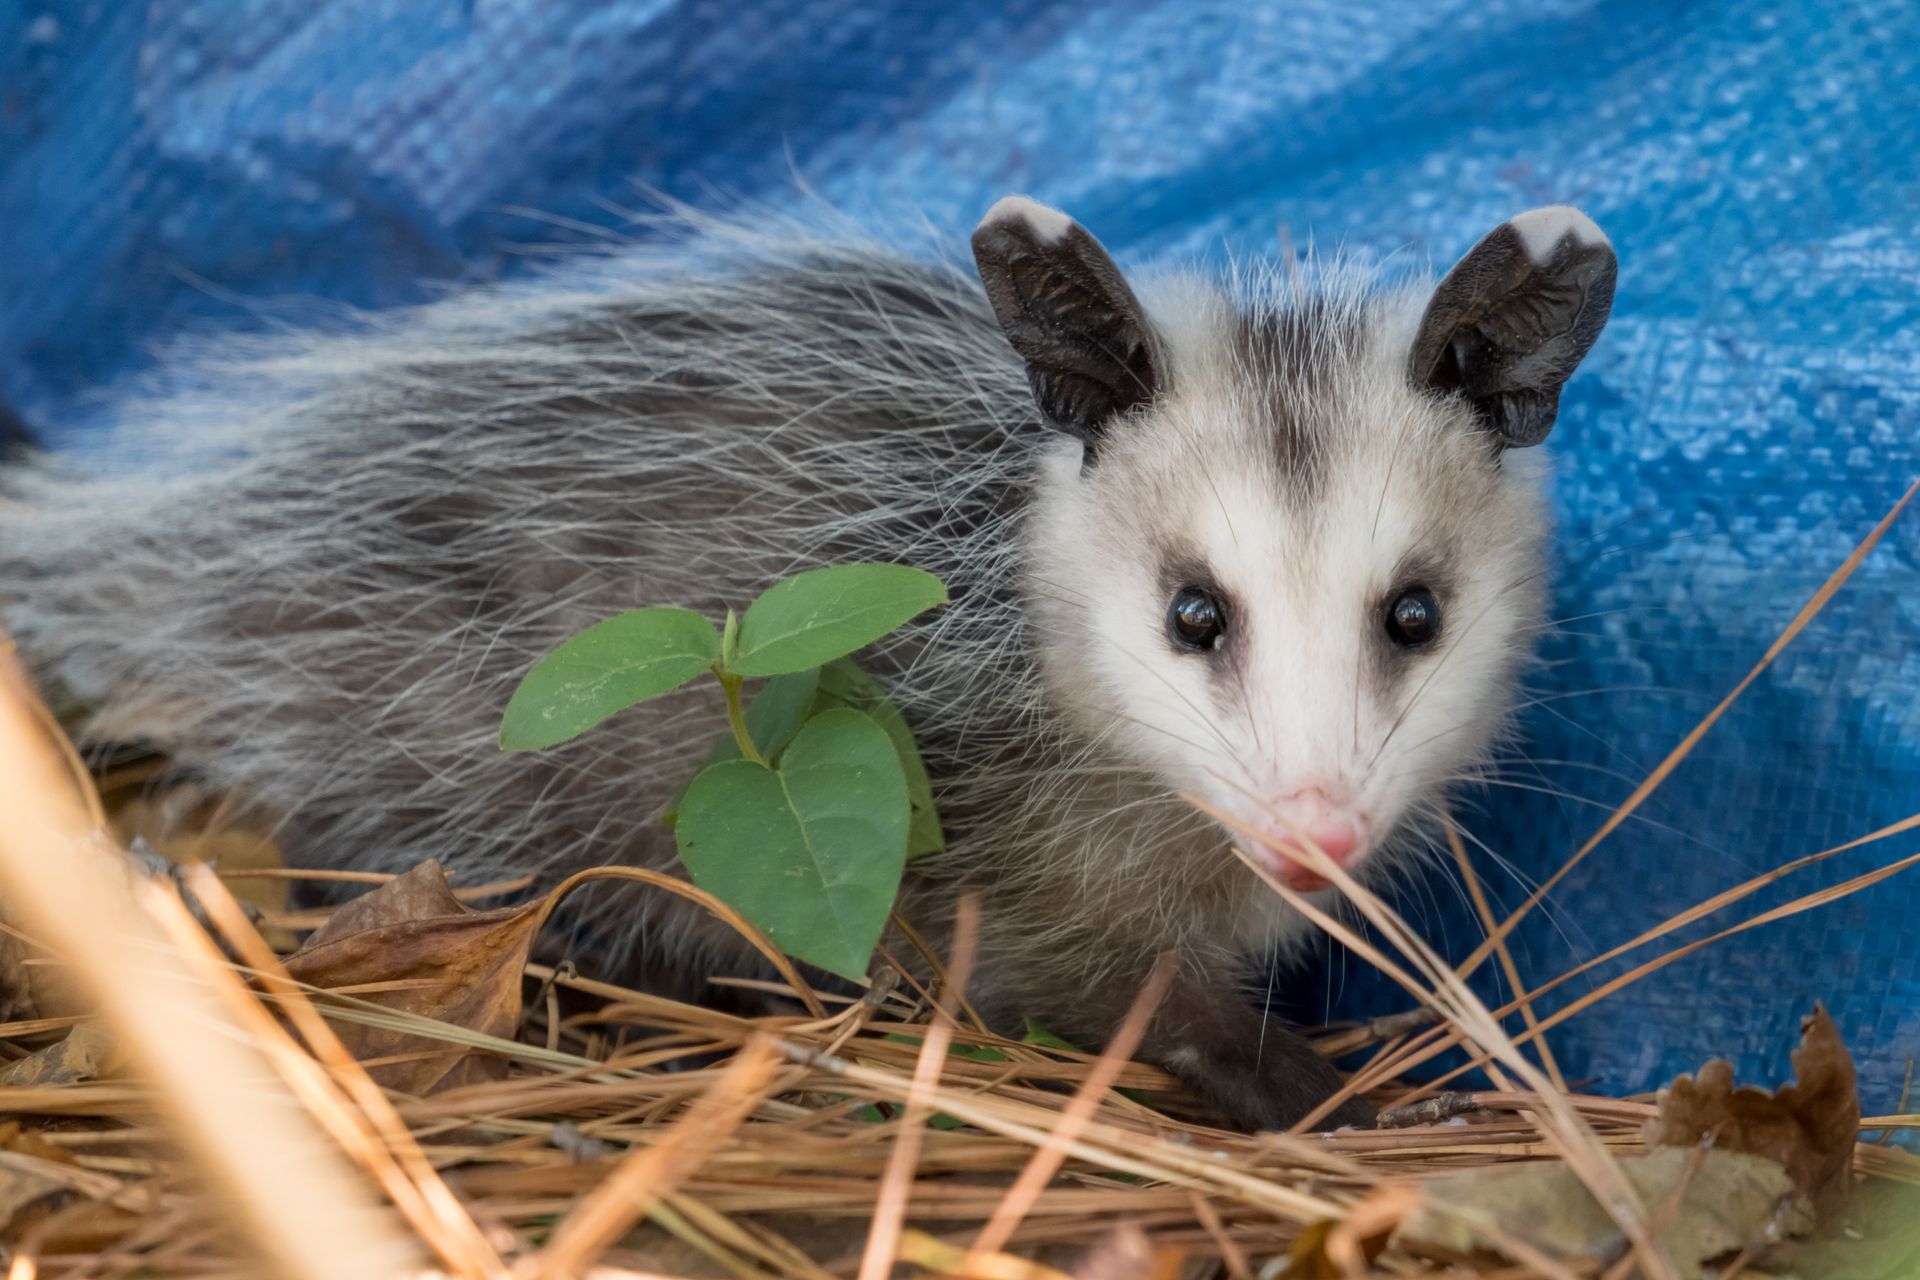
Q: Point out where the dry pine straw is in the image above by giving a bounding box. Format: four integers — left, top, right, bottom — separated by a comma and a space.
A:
2, 477, 1920, 1278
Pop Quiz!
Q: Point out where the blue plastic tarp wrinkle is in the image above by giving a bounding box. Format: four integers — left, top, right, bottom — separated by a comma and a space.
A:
4, 0, 1918, 1110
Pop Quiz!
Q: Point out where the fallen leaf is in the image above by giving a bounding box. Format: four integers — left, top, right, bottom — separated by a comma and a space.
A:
1393, 1146, 1815, 1280
22, 1198, 145, 1255
1287, 1220, 1342, 1280
0, 1157, 67, 1237
1759, 1176, 1920, 1279
1068, 1222, 1185, 1280
896, 1228, 1075, 1279
1, 1122, 77, 1166
0, 912, 79, 1024
0, 923, 40, 1023
1289, 1184, 1418, 1277
0, 1123, 79, 1240
0, 1021, 116, 1086
1646, 1005, 1859, 1216
282, 860, 544, 1095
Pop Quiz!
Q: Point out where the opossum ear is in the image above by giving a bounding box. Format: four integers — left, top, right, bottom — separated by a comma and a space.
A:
1410, 206, 1616, 449
972, 196, 1159, 451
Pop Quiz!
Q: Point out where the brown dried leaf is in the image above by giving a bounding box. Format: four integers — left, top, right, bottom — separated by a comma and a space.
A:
1394, 1146, 1815, 1280
1290, 1184, 1417, 1278
23, 1198, 146, 1255
896, 1229, 1077, 1279
0, 1021, 116, 1086
0, 1158, 67, 1236
0, 913, 80, 1023
1068, 1222, 1185, 1280
1287, 1220, 1342, 1280
1646, 1004, 1859, 1216
282, 859, 543, 1095
0, 923, 39, 1023
0, 1123, 79, 1238
0, 1122, 77, 1166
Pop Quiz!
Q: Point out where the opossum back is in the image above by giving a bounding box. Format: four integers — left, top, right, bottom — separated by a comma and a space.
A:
0, 232, 1041, 924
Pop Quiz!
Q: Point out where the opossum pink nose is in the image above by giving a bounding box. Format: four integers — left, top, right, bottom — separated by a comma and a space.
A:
1277, 788, 1365, 853
1301, 820, 1362, 864
1252, 789, 1369, 891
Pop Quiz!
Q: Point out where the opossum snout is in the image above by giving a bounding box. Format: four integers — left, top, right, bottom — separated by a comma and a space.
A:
1245, 786, 1370, 893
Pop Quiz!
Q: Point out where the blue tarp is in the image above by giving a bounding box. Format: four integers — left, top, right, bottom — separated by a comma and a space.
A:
4, 0, 1918, 1109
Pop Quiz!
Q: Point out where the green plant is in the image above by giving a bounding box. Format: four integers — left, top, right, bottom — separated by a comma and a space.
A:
498, 564, 948, 979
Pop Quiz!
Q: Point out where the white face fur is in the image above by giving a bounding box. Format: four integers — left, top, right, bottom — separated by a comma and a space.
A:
972, 196, 1616, 894
1023, 284, 1551, 889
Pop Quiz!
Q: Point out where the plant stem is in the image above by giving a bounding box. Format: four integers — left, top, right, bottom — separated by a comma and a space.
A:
717, 668, 769, 767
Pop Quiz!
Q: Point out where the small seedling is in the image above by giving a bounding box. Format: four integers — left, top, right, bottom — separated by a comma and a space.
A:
498, 563, 947, 979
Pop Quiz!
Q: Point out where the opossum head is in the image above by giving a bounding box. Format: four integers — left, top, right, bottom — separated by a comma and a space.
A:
972, 196, 1615, 893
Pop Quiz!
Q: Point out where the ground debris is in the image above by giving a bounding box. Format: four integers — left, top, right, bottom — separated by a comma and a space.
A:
1286, 1184, 1415, 1278
0, 1021, 115, 1086
282, 858, 544, 1094
0, 755, 1904, 1278
1645, 1005, 1859, 1216
0, 1122, 83, 1241
1757, 1176, 1920, 1279
1377, 1092, 1484, 1129
1393, 1146, 1813, 1279
109, 789, 290, 937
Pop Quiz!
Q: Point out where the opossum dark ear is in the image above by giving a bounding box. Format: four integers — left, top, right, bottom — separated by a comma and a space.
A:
1410, 206, 1616, 449
972, 196, 1158, 451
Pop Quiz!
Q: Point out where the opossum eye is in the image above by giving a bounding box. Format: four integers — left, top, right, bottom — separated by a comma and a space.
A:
1384, 587, 1441, 649
1167, 586, 1227, 652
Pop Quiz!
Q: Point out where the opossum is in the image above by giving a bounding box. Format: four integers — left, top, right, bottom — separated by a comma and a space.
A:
0, 196, 1615, 1131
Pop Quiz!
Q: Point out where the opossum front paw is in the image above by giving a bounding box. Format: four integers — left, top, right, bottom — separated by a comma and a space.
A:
1315, 1089, 1380, 1132
1163, 1035, 1376, 1133
1144, 982, 1374, 1133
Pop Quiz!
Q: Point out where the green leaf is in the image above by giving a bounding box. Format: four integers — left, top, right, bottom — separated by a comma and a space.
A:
1015, 1019, 1150, 1104
878, 1036, 998, 1130
661, 668, 822, 827
675, 707, 908, 979
849, 1099, 966, 1129
817, 658, 945, 858
713, 668, 821, 767
885, 1033, 1009, 1064
1021, 1019, 1083, 1053
731, 565, 946, 678
500, 608, 719, 751
720, 607, 741, 670
906, 804, 945, 861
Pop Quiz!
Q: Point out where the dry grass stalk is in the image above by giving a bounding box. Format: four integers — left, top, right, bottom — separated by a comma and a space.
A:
857, 896, 980, 1280
1441, 818, 1564, 1094
172, 863, 505, 1274
1463, 472, 1920, 982
1370, 822, 1920, 1112
537, 868, 828, 1020
970, 954, 1174, 1259
0, 641, 415, 1279
8, 794, 1917, 1277
1325, 476, 1920, 1116
531, 1036, 783, 1275
1211, 816, 1671, 1280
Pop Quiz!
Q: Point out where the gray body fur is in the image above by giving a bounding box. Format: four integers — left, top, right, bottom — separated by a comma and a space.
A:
0, 201, 1617, 1130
